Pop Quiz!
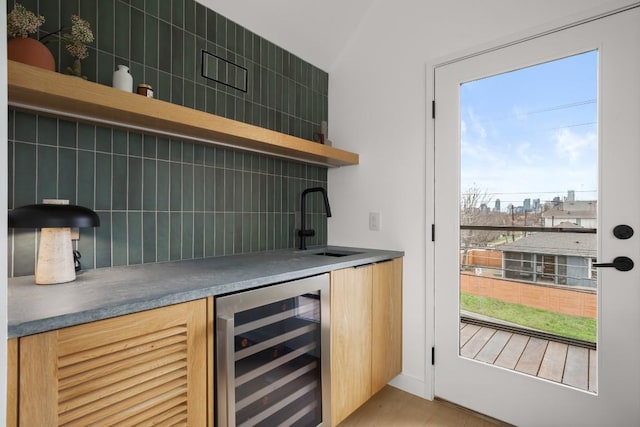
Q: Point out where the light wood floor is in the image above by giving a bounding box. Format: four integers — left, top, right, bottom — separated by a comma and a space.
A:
338, 386, 509, 427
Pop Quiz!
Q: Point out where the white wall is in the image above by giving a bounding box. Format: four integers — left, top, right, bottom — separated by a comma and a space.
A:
326, 0, 630, 398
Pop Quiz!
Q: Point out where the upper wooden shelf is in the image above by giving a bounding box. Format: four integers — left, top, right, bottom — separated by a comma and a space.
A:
7, 60, 358, 167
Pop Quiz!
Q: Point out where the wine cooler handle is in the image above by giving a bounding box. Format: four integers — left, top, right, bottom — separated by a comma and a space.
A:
219, 315, 236, 427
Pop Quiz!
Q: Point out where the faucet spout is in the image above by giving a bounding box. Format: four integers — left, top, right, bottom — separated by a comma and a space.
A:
299, 187, 331, 250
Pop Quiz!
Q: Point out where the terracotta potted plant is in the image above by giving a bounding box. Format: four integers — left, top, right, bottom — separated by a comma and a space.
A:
6, 3, 55, 71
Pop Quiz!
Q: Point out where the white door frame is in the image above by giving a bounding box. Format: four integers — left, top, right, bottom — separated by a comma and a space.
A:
424, 0, 640, 402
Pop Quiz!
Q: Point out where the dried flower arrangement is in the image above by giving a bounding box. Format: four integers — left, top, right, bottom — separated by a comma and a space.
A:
7, 3, 45, 38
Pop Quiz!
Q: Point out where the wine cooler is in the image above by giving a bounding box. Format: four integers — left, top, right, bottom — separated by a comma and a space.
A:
216, 274, 330, 427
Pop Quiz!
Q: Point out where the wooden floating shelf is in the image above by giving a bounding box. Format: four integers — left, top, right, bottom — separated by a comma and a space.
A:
7, 60, 359, 167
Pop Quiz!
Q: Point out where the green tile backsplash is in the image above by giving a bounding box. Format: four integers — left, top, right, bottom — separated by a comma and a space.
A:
7, 0, 330, 277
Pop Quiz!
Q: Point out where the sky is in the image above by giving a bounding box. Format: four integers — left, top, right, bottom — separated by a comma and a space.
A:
460, 50, 598, 209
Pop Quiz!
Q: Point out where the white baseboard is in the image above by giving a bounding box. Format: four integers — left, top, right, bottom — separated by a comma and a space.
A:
388, 373, 432, 400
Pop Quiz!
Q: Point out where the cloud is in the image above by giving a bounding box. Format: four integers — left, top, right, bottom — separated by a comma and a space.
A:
554, 128, 596, 163
517, 142, 543, 164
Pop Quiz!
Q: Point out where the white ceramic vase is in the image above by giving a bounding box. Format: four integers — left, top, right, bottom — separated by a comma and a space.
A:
112, 65, 133, 92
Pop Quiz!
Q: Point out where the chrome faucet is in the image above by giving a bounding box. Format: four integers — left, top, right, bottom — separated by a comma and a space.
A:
298, 187, 332, 250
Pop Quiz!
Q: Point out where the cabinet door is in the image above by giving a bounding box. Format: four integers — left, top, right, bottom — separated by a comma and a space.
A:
371, 258, 403, 394
330, 266, 373, 426
19, 299, 208, 426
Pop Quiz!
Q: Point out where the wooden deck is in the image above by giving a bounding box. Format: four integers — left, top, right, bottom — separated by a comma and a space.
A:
460, 322, 597, 392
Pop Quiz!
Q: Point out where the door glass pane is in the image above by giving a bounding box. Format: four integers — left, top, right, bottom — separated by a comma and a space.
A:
459, 51, 598, 392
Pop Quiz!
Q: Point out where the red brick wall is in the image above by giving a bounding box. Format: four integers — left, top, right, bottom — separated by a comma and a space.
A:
460, 272, 597, 319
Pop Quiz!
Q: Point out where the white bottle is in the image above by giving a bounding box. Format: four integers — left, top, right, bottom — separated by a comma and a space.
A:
112, 65, 133, 92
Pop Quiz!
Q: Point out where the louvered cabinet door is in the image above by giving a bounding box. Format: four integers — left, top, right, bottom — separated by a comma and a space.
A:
19, 299, 208, 426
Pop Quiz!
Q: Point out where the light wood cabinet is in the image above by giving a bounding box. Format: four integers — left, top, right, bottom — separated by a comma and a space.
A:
330, 258, 403, 426
330, 265, 373, 426
371, 258, 403, 394
13, 299, 210, 426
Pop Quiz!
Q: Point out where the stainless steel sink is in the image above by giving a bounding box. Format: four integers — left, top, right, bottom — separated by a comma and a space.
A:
312, 249, 363, 257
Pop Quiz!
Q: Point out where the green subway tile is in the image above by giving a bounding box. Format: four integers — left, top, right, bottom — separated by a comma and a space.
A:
194, 165, 204, 211
224, 212, 234, 254
204, 168, 215, 211
77, 150, 95, 208
226, 20, 236, 52
130, 7, 144, 63
182, 163, 194, 211
157, 137, 169, 160
97, 50, 115, 86
183, 33, 195, 81
97, 0, 114, 53
128, 212, 142, 264
274, 213, 282, 249
242, 213, 251, 252
170, 162, 182, 211
114, 0, 130, 58
233, 170, 243, 211
206, 9, 216, 41
214, 168, 225, 212
128, 156, 142, 210
95, 211, 112, 268
193, 144, 204, 165
36, 144, 57, 202
58, 148, 77, 203
170, 212, 181, 260
61, 0, 79, 26
131, 0, 144, 10
204, 146, 215, 167
58, 119, 76, 148
259, 174, 267, 213
205, 212, 215, 257
79, 0, 97, 48
183, 141, 194, 163
143, 134, 157, 158
143, 212, 157, 263
112, 212, 127, 266
169, 139, 181, 161
158, 70, 171, 102
235, 24, 244, 57
195, 2, 206, 38
146, 0, 158, 16
158, 0, 171, 22
156, 211, 169, 262
233, 212, 242, 253
95, 126, 112, 152
95, 153, 112, 210
13, 229, 36, 277
214, 212, 225, 256
14, 143, 36, 206
182, 212, 193, 258
78, 227, 95, 271
36, 115, 57, 146
171, 76, 183, 105
172, 0, 184, 28
251, 213, 259, 252
15, 112, 37, 143
195, 84, 206, 112
112, 155, 128, 210
143, 158, 157, 210
156, 160, 169, 210
172, 26, 184, 77
78, 122, 95, 151
193, 212, 203, 257
184, 0, 195, 32
259, 213, 267, 251
112, 129, 127, 154
158, 20, 171, 73
129, 132, 142, 156
144, 15, 158, 68
184, 79, 195, 108
242, 172, 251, 211
214, 147, 225, 168
39, 0, 60, 34
206, 87, 216, 114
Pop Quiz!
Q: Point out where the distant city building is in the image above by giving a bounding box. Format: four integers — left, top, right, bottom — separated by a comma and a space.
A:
532, 199, 541, 212
523, 198, 531, 211
566, 190, 576, 202
494, 199, 501, 212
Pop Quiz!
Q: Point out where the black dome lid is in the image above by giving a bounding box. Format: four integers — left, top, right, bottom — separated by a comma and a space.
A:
8, 204, 100, 228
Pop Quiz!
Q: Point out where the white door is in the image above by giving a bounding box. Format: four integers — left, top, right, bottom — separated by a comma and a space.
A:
433, 6, 640, 426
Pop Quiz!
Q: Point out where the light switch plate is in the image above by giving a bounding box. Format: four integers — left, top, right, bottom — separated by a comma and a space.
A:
369, 212, 380, 231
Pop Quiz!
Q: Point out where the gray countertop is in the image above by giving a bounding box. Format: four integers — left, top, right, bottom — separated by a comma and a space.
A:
8, 246, 403, 338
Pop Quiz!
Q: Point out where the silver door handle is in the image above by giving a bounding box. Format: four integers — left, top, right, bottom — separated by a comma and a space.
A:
593, 256, 634, 271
